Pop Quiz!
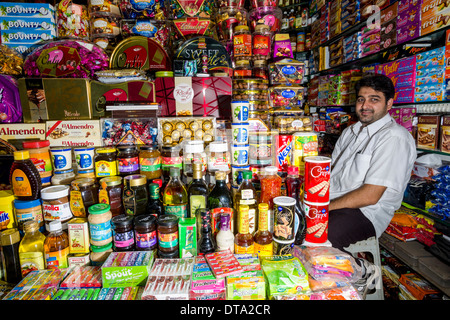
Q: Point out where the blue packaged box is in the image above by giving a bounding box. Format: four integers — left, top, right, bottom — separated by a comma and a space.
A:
0, 3, 55, 18
0, 17, 56, 31
1, 30, 55, 43
415, 47, 445, 63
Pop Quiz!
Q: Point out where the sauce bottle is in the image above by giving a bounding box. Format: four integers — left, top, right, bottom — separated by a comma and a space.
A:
216, 213, 234, 253
0, 228, 22, 284
234, 170, 258, 235
197, 209, 216, 255
253, 203, 273, 257
259, 166, 281, 233
234, 205, 254, 254
10, 150, 42, 201
44, 220, 69, 269
19, 220, 46, 277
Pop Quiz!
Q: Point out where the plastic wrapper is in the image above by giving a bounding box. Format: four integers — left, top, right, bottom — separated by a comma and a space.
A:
88, 0, 121, 17
260, 255, 309, 298
23, 39, 109, 79
56, 0, 90, 39
121, 19, 171, 48
101, 118, 158, 146
216, 6, 249, 41
169, 0, 215, 19
0, 74, 23, 123
249, 6, 282, 33
0, 44, 24, 76
119, 0, 169, 19
292, 245, 362, 282
59, 266, 103, 289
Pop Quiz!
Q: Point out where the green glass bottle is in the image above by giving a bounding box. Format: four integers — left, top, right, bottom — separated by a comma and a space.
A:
187, 162, 208, 218
163, 167, 188, 218
207, 171, 234, 235
147, 183, 163, 217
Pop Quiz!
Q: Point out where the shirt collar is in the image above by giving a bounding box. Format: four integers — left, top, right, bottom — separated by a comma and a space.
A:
351, 113, 393, 137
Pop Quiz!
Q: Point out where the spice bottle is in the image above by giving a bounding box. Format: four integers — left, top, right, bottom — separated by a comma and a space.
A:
44, 220, 69, 269
111, 214, 135, 252
0, 228, 22, 283
216, 213, 234, 253
19, 220, 46, 277
10, 150, 42, 201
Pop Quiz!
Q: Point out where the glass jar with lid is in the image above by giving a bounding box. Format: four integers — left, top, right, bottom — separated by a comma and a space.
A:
51, 168, 76, 185
117, 145, 140, 177
70, 178, 99, 218
252, 60, 268, 80
234, 60, 252, 78
111, 214, 135, 251
88, 203, 113, 247
139, 145, 161, 180
99, 176, 124, 217
123, 174, 148, 216
182, 140, 207, 183
161, 144, 182, 183
94, 147, 117, 178
233, 25, 252, 62
252, 24, 271, 60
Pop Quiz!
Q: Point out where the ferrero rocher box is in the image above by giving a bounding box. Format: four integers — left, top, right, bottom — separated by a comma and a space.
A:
18, 78, 96, 122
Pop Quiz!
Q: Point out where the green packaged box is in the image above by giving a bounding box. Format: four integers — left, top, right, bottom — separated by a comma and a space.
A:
179, 217, 197, 258
101, 251, 155, 288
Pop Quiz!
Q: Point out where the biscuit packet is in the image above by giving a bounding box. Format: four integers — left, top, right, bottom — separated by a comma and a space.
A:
273, 34, 293, 60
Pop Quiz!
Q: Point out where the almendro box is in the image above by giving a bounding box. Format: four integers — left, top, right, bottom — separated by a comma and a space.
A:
45, 120, 103, 147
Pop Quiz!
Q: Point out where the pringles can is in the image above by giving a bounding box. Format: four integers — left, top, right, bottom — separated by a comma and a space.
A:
303, 156, 331, 203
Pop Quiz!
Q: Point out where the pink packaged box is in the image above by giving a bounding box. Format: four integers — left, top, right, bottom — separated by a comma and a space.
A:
391, 72, 415, 88
376, 56, 416, 77
400, 107, 416, 128
394, 87, 415, 103
389, 108, 401, 124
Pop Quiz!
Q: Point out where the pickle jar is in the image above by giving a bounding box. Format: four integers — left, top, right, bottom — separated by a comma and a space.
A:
94, 147, 117, 178
139, 145, 161, 180
123, 174, 148, 216
117, 145, 140, 177
99, 176, 124, 217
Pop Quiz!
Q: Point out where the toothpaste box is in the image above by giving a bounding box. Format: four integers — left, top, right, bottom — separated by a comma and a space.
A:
0, 17, 56, 31
0, 30, 55, 43
0, 3, 55, 18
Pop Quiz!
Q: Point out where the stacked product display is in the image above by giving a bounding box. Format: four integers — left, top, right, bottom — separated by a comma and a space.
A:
0, 0, 449, 301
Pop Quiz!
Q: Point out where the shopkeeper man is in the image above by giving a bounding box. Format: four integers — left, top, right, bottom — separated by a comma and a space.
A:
328, 74, 417, 250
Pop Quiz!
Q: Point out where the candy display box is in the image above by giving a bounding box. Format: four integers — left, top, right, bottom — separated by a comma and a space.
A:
101, 251, 155, 288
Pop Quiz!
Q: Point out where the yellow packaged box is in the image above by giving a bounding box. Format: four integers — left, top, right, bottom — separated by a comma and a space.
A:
440, 115, 450, 154
68, 218, 90, 254
0, 190, 16, 231
417, 115, 440, 150
45, 120, 102, 147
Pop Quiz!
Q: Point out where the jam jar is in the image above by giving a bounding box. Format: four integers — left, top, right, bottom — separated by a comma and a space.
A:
117, 145, 140, 177
111, 214, 135, 251
94, 147, 117, 178
134, 214, 157, 251
139, 145, 161, 180
99, 176, 124, 217
123, 174, 148, 216
156, 214, 179, 258
70, 178, 99, 218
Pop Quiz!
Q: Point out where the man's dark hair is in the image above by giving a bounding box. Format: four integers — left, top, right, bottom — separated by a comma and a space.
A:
354, 74, 396, 102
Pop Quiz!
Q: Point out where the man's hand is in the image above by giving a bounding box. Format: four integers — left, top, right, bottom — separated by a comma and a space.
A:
329, 184, 387, 211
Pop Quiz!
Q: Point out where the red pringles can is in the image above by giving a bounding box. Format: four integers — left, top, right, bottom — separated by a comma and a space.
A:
275, 134, 293, 172
303, 156, 331, 202
303, 200, 329, 243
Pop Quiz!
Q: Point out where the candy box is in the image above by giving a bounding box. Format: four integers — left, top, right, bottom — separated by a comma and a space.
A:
0, 123, 46, 151
417, 115, 440, 150
394, 87, 415, 104
0, 17, 56, 32
157, 116, 215, 146
389, 108, 401, 124
100, 117, 157, 146
399, 107, 416, 129
1, 30, 55, 44
0, 2, 55, 18
391, 72, 415, 89
268, 59, 305, 86
179, 217, 197, 258
102, 251, 155, 288
439, 115, 450, 154
0, 74, 22, 123
397, 5, 421, 29
169, 0, 215, 19
120, 0, 169, 19
45, 120, 102, 147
